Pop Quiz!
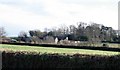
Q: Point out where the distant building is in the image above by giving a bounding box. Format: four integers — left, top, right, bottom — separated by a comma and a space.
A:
55, 37, 58, 44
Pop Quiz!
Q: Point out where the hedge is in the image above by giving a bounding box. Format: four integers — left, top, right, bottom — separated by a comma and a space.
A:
2, 51, 120, 69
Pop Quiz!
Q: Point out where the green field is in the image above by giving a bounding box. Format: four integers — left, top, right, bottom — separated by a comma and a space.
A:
0, 44, 120, 56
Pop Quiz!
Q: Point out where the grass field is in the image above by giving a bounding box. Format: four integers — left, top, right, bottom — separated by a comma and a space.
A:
0, 44, 120, 56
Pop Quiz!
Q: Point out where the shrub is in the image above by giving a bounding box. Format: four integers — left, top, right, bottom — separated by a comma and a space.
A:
102, 44, 109, 47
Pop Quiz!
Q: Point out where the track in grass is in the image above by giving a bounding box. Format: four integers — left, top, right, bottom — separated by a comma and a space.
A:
0, 44, 120, 56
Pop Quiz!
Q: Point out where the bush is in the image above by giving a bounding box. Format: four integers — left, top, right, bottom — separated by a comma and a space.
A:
102, 44, 109, 47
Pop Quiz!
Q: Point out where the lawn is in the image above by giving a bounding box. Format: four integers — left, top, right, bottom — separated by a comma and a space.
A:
0, 44, 120, 56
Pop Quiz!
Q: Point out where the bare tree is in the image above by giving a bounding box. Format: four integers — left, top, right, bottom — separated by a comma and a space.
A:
69, 25, 77, 34
58, 24, 69, 35
0, 27, 6, 37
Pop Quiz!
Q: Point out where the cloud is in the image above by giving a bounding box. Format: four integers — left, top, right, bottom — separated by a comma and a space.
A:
0, 4, 61, 29
0, 0, 119, 36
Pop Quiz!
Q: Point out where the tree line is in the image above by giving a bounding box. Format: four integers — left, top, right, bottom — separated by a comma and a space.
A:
17, 22, 120, 43
0, 22, 120, 43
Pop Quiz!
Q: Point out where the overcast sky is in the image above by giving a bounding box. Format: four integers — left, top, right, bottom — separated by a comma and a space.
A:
0, 0, 119, 37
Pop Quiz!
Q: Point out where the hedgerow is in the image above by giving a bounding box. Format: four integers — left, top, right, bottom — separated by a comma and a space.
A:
2, 51, 120, 69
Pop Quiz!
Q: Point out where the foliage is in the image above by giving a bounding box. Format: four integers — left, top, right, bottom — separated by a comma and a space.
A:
24, 22, 119, 44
